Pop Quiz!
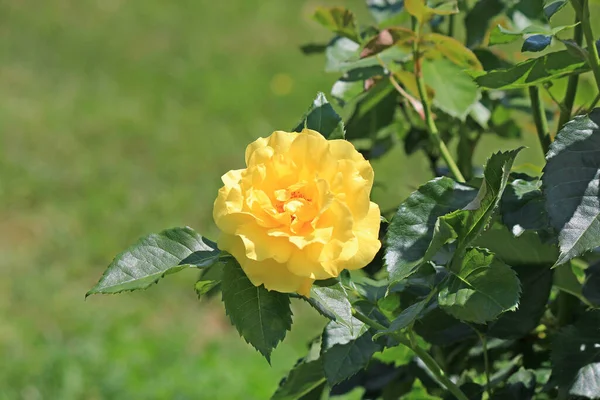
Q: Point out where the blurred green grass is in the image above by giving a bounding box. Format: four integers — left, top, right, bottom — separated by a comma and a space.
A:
0, 0, 556, 398
0, 1, 368, 398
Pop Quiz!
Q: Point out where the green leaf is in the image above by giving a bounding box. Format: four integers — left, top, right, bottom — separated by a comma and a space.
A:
321, 332, 382, 384
325, 36, 411, 74
475, 225, 558, 266
464, 0, 505, 48
293, 92, 345, 139
373, 300, 427, 339
544, 0, 567, 19
491, 368, 537, 399
87, 227, 220, 296
434, 148, 523, 259
385, 177, 477, 282
488, 263, 553, 339
305, 282, 353, 329
221, 257, 292, 362
367, 0, 404, 23
405, 0, 458, 23
489, 24, 576, 47
194, 263, 223, 297
551, 311, 600, 398
373, 343, 414, 366
438, 248, 521, 324
414, 306, 475, 345
312, 7, 359, 43
501, 176, 550, 236
582, 261, 600, 306
554, 262, 590, 306
421, 33, 484, 71
422, 58, 481, 121
543, 109, 600, 265
469, 49, 589, 90
271, 359, 326, 400
411, 379, 443, 399
522, 34, 552, 52
344, 79, 397, 140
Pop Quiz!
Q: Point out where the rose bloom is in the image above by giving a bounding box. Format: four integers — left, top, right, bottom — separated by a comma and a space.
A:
213, 129, 381, 296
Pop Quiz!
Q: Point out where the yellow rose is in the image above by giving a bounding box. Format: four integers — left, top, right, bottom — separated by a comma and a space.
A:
213, 129, 381, 296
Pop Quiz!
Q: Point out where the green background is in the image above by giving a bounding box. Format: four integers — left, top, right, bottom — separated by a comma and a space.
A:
0, 0, 552, 398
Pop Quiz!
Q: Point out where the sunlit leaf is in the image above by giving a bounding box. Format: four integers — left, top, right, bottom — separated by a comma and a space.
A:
421, 33, 483, 71
438, 248, 521, 324
312, 7, 359, 43
87, 227, 220, 296
470, 49, 589, 90
385, 177, 477, 282
543, 109, 600, 265
551, 311, 600, 397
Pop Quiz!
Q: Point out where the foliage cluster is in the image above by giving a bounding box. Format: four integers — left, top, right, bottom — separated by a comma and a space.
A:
88, 0, 600, 398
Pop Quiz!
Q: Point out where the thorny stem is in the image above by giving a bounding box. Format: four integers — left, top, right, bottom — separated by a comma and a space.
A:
558, 18, 584, 131
412, 18, 466, 182
529, 86, 552, 156
351, 309, 469, 400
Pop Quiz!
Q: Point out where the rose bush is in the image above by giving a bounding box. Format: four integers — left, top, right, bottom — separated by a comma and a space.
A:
213, 129, 381, 295
87, 0, 600, 398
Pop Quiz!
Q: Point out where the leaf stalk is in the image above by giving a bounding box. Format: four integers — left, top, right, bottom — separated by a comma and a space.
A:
412, 18, 466, 182
351, 309, 469, 400
529, 86, 552, 156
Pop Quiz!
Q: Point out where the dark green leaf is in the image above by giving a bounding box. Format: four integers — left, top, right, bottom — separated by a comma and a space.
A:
414, 306, 475, 345
385, 177, 477, 282
221, 258, 292, 362
374, 300, 427, 339
194, 263, 223, 297
312, 7, 359, 43
422, 58, 481, 121
522, 34, 552, 52
433, 149, 523, 259
488, 263, 553, 339
469, 49, 589, 90
551, 311, 600, 398
544, 0, 567, 19
465, 0, 504, 48
87, 227, 220, 296
322, 333, 382, 385
543, 109, 600, 265
306, 283, 353, 329
501, 176, 550, 236
554, 263, 589, 305
438, 248, 521, 324
583, 261, 600, 306
271, 360, 326, 400
345, 80, 397, 140
464, 0, 505, 48
293, 92, 345, 139
491, 368, 537, 399
475, 225, 558, 266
